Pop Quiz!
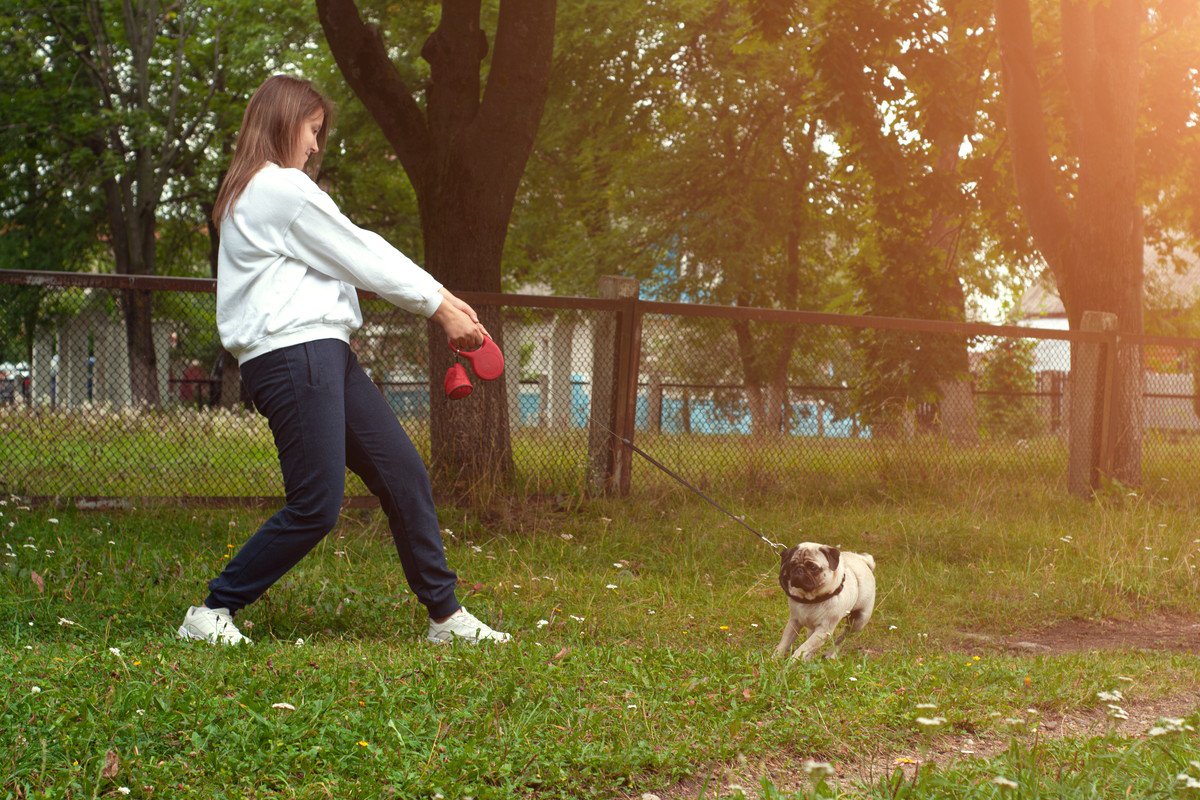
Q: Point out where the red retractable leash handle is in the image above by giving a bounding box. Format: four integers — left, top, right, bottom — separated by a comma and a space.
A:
443, 335, 504, 399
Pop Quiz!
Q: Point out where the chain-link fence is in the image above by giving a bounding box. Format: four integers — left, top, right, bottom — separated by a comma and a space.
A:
2, 270, 1198, 504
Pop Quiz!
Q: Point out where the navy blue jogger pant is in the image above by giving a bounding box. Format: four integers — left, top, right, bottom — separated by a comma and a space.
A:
204, 339, 460, 620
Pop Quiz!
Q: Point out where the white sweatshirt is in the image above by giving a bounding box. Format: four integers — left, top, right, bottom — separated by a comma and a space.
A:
216, 163, 444, 364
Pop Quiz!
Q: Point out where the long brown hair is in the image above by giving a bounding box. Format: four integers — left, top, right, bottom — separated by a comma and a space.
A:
212, 75, 334, 225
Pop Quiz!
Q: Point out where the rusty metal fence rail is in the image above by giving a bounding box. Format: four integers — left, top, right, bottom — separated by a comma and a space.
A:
2, 269, 1199, 505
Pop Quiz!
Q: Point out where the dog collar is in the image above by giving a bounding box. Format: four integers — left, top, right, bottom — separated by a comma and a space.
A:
786, 576, 845, 605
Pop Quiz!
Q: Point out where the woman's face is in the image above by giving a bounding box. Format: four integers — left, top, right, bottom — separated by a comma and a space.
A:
289, 109, 324, 170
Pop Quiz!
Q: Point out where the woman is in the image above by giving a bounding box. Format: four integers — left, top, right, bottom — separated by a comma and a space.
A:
177, 75, 509, 646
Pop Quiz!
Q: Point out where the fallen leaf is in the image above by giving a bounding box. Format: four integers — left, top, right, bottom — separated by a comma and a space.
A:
551, 647, 569, 661
742, 688, 752, 700
30, 570, 44, 594
102, 749, 119, 779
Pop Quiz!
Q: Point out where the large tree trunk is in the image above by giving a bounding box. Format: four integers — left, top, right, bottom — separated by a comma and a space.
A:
318, 0, 556, 491
996, 0, 1144, 484
421, 185, 513, 485
105, 177, 161, 407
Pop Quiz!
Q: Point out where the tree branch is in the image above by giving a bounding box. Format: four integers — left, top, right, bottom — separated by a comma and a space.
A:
470, 0, 556, 188
994, 0, 1072, 276
422, 0, 486, 144
316, 0, 435, 194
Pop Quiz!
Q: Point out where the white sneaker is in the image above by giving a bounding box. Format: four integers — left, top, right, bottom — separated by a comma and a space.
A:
176, 605, 252, 646
427, 607, 511, 645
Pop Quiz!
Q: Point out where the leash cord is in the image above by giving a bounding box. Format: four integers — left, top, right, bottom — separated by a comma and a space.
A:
600, 424, 785, 552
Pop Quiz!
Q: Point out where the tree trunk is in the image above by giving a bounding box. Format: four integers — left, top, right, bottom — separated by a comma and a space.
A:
422, 188, 513, 486
318, 0, 556, 492
995, 0, 1144, 485
205, 169, 242, 409
105, 179, 161, 408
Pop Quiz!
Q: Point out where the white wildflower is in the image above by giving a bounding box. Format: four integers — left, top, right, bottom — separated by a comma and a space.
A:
992, 776, 1019, 789
605, 584, 618, 590
915, 703, 938, 709
1107, 704, 1130, 720
57, 617, 76, 627
271, 702, 296, 711
559, 533, 573, 540
47, 518, 58, 524
569, 615, 585, 622
295, 638, 305, 647
916, 716, 946, 727
612, 562, 623, 568
801, 759, 835, 778
30, 686, 41, 694
1097, 689, 1124, 702
117, 788, 130, 796
1148, 717, 1195, 737
108, 647, 121, 657
536, 619, 549, 629
136, 709, 145, 716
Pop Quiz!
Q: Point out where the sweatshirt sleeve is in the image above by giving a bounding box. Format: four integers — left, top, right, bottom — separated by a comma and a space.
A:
281, 189, 444, 318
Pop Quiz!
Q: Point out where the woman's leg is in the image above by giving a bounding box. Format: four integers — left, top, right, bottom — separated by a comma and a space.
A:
204, 340, 349, 614
340, 348, 461, 620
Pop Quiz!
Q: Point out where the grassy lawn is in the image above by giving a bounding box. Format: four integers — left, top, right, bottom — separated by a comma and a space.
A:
3, 476, 1200, 798
7, 402, 1200, 504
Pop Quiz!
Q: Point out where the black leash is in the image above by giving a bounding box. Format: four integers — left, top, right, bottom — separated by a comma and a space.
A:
596, 422, 786, 552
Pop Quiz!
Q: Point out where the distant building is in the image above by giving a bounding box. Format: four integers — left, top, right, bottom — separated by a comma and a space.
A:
1011, 245, 1200, 432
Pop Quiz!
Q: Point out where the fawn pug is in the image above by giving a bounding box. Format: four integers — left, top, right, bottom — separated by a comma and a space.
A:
774, 542, 876, 661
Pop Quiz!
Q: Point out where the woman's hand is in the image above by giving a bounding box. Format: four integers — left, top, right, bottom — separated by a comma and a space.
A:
432, 289, 485, 350
440, 289, 490, 338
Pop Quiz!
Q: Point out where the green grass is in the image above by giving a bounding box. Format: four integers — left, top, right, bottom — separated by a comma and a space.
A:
3, 477, 1200, 798
8, 402, 1200, 506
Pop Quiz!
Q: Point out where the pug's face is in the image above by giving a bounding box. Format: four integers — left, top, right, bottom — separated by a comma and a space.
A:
779, 543, 842, 596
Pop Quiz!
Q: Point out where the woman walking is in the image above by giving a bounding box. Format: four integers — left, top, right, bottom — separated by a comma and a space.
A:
177, 75, 508, 646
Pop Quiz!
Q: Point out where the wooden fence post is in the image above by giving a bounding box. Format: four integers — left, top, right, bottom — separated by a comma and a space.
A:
587, 276, 640, 495
1068, 311, 1118, 497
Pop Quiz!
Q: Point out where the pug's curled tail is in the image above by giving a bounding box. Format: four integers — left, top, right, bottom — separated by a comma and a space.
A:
862, 554, 876, 571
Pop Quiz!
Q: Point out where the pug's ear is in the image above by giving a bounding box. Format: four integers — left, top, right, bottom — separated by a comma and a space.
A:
820, 545, 841, 571
780, 546, 797, 565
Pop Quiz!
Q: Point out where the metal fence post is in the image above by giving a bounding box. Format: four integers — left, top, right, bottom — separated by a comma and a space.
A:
587, 276, 640, 496
1068, 311, 1118, 497
612, 292, 643, 495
